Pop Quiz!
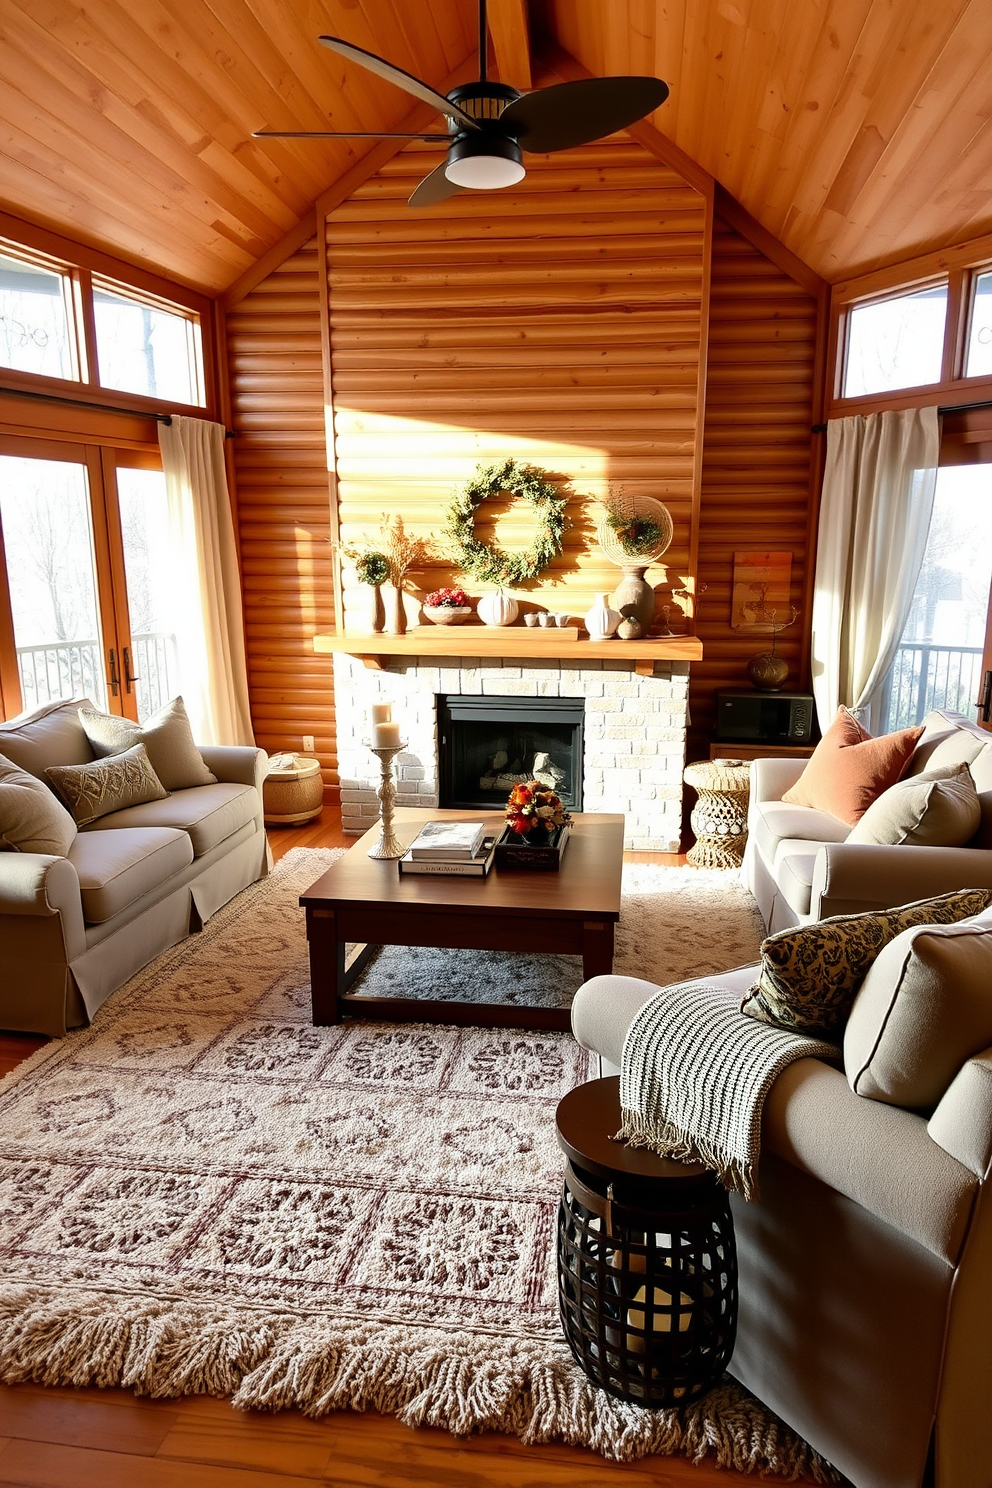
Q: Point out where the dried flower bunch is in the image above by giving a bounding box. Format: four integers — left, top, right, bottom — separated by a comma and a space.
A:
603, 485, 667, 558
425, 586, 470, 608
505, 780, 572, 838
337, 515, 434, 589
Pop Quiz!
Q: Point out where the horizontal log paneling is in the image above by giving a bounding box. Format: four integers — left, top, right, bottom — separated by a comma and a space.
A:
326, 138, 705, 638
226, 236, 338, 791
689, 217, 820, 767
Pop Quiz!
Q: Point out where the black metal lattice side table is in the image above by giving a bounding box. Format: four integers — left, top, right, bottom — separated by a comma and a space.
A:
555, 1076, 737, 1407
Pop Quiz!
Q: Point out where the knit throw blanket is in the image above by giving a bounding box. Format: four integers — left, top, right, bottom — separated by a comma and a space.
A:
619, 980, 838, 1200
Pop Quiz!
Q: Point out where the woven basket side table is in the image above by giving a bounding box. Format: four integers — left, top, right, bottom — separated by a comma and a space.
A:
263, 756, 324, 826
555, 1076, 737, 1407
683, 758, 751, 870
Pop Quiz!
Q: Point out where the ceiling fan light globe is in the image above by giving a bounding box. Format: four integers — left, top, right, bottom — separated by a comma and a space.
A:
444, 134, 525, 190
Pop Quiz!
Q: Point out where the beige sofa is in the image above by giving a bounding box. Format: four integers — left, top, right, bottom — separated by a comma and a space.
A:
0, 698, 270, 1036
745, 709, 992, 933
572, 922, 992, 1488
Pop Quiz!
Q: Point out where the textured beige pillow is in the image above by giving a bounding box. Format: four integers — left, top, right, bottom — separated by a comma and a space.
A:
0, 751, 77, 854
740, 888, 992, 1038
845, 911, 992, 1109
78, 697, 216, 791
46, 743, 168, 826
846, 762, 980, 847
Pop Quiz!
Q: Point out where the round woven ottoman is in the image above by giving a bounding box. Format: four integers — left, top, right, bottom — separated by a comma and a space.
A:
683, 758, 751, 870
263, 755, 323, 826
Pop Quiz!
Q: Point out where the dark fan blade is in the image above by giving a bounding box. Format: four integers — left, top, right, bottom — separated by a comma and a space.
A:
254, 130, 450, 139
408, 160, 466, 208
500, 76, 670, 153
318, 36, 480, 131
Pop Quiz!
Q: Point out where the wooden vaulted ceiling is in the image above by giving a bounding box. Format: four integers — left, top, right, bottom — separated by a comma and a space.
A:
2, 0, 991, 296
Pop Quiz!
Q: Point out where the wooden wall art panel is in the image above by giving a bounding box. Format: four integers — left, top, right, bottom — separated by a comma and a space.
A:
689, 214, 820, 765
225, 236, 338, 795
325, 137, 707, 638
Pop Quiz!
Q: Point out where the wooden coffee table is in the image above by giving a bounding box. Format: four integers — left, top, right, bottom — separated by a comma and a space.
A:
299, 809, 624, 1031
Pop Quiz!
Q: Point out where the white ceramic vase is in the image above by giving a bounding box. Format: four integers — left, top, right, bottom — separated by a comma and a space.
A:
477, 589, 519, 627
584, 591, 621, 640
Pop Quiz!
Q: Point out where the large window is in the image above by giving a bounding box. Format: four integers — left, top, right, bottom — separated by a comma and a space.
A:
0, 238, 205, 408
873, 464, 992, 732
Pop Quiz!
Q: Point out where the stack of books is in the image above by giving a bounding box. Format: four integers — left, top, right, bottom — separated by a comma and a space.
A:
398, 819, 499, 877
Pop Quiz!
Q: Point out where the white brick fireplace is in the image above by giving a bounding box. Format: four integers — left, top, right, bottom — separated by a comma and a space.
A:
333, 651, 690, 851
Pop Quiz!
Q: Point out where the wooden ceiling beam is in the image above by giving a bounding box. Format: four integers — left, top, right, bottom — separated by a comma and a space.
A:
488, 0, 533, 90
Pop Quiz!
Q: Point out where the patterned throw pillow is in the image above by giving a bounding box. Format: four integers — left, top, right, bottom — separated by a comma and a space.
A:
78, 696, 216, 791
740, 888, 992, 1038
46, 743, 168, 827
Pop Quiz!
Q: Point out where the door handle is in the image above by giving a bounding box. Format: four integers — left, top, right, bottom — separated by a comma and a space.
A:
123, 646, 140, 694
979, 669, 992, 724
108, 647, 120, 698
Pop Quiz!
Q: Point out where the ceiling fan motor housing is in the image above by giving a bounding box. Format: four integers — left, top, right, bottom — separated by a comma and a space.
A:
444, 83, 525, 188
444, 82, 523, 132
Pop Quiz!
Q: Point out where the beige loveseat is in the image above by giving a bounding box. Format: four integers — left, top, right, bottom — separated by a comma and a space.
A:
0, 698, 270, 1036
745, 709, 992, 933
572, 909, 992, 1488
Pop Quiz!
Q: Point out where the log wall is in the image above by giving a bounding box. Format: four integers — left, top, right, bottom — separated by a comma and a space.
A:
690, 214, 820, 764
225, 236, 338, 789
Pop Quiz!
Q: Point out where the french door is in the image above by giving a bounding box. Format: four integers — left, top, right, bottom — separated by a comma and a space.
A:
0, 434, 177, 723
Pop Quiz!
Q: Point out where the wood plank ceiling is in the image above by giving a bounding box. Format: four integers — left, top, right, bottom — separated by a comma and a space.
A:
2, 0, 991, 295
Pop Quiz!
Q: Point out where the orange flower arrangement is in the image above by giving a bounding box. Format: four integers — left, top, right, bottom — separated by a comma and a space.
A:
505, 780, 572, 838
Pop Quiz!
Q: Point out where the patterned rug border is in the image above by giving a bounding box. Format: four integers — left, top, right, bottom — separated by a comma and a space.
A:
0, 849, 835, 1479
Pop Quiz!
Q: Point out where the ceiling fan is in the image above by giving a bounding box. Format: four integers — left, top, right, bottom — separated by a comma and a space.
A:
253, 0, 669, 207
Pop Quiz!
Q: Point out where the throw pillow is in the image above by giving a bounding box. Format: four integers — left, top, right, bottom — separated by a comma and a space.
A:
739, 887, 992, 1038
0, 751, 77, 854
78, 696, 216, 791
782, 707, 924, 826
46, 743, 168, 827
845, 762, 981, 847
844, 911, 992, 1109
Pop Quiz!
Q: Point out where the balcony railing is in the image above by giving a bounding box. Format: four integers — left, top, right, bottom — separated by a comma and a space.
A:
16, 632, 179, 720
881, 641, 984, 731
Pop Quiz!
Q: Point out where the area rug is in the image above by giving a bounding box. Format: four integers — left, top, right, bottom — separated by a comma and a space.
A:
0, 849, 833, 1479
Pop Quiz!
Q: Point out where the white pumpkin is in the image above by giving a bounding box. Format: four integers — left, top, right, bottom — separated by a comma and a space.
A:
477, 589, 519, 627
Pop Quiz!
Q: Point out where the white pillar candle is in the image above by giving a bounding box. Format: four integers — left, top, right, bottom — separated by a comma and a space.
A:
371, 702, 392, 725
372, 721, 401, 749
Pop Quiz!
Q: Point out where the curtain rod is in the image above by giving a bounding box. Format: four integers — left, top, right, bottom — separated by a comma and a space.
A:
0, 384, 236, 436
812, 396, 992, 434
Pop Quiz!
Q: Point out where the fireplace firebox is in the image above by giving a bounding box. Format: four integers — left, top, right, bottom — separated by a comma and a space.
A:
438, 694, 584, 813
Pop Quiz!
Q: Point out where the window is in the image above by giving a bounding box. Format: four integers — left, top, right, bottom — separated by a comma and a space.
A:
873, 464, 992, 731
0, 250, 75, 381
93, 282, 203, 405
965, 270, 992, 379
843, 284, 948, 398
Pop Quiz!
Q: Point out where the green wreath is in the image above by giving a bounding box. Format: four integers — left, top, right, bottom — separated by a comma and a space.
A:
445, 458, 569, 586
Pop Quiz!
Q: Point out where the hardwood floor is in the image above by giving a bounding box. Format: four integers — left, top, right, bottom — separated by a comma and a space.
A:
0, 808, 815, 1488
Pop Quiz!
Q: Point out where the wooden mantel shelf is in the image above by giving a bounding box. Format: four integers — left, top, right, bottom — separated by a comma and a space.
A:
313, 626, 703, 675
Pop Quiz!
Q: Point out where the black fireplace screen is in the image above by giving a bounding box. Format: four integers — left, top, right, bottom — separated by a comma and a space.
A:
437, 694, 584, 813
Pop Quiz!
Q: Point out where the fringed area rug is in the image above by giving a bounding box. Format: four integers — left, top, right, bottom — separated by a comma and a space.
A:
0, 849, 833, 1479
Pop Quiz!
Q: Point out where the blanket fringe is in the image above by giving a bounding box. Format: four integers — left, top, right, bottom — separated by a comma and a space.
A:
618, 1111, 759, 1200
0, 1284, 839, 1479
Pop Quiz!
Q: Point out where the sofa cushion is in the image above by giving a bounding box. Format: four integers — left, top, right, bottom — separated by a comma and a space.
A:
965, 743, 992, 849
845, 910, 992, 1110
47, 743, 168, 826
846, 762, 981, 848
0, 697, 96, 779
67, 826, 194, 923
81, 782, 258, 857
773, 842, 820, 919
782, 708, 924, 826
0, 752, 77, 855
752, 800, 850, 863
740, 888, 992, 1037
79, 696, 217, 791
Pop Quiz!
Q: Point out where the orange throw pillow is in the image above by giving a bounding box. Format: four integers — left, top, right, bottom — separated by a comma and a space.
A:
782, 708, 924, 826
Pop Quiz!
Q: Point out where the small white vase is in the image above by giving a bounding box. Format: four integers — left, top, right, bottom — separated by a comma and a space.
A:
584, 592, 620, 640
477, 589, 519, 627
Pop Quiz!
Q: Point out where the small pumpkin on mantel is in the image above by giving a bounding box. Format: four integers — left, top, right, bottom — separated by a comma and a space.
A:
477, 590, 520, 627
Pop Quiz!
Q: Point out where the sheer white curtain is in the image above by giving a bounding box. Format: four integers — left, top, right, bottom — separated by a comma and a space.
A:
157, 416, 254, 746
810, 407, 940, 730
